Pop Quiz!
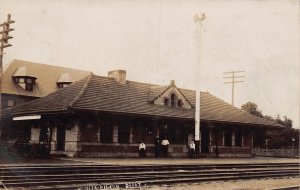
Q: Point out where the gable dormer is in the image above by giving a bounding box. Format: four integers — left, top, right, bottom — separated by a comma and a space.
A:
149, 80, 193, 109
12, 66, 37, 91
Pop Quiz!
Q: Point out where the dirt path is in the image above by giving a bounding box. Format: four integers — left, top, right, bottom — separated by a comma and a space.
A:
141, 177, 299, 190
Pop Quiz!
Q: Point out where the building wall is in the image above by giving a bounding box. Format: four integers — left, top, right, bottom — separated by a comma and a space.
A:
1, 94, 37, 110
54, 116, 254, 158
208, 125, 253, 157
73, 116, 191, 157
19, 114, 256, 158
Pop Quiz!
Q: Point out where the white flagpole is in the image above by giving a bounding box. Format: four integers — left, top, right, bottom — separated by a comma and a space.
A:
194, 13, 205, 156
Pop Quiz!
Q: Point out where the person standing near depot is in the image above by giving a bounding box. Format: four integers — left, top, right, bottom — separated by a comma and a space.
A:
189, 140, 196, 159
139, 141, 146, 157
161, 137, 169, 157
154, 136, 160, 157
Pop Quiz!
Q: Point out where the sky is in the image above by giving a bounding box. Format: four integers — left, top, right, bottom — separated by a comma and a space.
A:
0, 0, 299, 128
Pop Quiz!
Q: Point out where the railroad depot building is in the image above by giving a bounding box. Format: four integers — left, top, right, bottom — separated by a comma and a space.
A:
1, 62, 282, 158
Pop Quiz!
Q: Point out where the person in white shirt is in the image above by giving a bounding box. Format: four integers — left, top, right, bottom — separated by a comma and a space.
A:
161, 137, 170, 157
139, 141, 146, 157
189, 140, 196, 159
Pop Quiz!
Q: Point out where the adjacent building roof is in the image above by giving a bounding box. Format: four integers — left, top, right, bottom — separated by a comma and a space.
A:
3, 73, 282, 128
2, 59, 91, 97
57, 73, 73, 83
12, 66, 36, 78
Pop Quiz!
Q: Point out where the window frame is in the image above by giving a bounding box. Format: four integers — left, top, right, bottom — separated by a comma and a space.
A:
7, 99, 14, 107
170, 93, 176, 107
118, 125, 130, 144
100, 122, 113, 143
224, 129, 232, 147
178, 100, 183, 107
25, 83, 33, 91
235, 128, 243, 147
164, 98, 169, 106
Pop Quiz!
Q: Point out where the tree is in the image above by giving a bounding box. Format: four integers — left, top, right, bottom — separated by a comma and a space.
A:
241, 102, 298, 149
275, 115, 292, 129
241, 102, 263, 117
268, 115, 297, 148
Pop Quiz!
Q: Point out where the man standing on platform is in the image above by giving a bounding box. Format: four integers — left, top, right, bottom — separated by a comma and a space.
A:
161, 137, 169, 157
154, 136, 160, 157
139, 141, 146, 157
189, 140, 196, 159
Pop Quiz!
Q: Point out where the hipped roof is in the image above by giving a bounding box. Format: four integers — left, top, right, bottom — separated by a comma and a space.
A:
2, 74, 282, 128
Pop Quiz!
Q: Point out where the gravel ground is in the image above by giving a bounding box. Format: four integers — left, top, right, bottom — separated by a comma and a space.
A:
139, 177, 300, 190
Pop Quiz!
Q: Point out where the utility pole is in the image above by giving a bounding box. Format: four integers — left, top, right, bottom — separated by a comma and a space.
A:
194, 13, 205, 157
223, 71, 245, 106
0, 14, 15, 138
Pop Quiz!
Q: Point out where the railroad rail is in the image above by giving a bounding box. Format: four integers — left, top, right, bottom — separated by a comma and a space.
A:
0, 162, 299, 189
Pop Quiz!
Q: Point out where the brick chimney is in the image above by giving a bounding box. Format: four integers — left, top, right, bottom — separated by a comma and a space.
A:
108, 70, 126, 84
170, 80, 175, 87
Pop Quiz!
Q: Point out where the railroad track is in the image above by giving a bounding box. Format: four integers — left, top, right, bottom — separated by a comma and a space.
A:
0, 162, 299, 189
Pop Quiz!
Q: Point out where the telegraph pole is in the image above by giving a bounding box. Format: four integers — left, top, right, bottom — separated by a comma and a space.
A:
0, 14, 15, 138
223, 71, 245, 106
194, 13, 205, 157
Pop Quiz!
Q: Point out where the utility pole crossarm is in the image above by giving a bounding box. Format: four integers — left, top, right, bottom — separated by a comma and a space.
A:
223, 71, 245, 74
223, 81, 244, 84
223, 70, 245, 106
223, 76, 244, 79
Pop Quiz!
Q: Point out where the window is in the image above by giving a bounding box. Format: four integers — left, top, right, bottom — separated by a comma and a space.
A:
18, 78, 24, 83
146, 126, 154, 135
14, 77, 35, 91
57, 82, 71, 88
81, 124, 98, 142
118, 125, 130, 144
224, 129, 232, 146
178, 100, 183, 107
7, 100, 14, 107
171, 94, 176, 107
169, 126, 185, 144
164, 98, 169, 106
39, 125, 50, 144
100, 122, 113, 143
235, 129, 242, 146
26, 78, 32, 84
25, 83, 33, 91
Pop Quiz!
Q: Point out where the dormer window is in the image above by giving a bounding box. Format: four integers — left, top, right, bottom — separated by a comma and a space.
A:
13, 76, 36, 91
25, 79, 34, 91
57, 73, 73, 88
12, 66, 37, 92
165, 94, 183, 108
17, 78, 24, 83
178, 100, 183, 107
164, 98, 169, 106
150, 80, 193, 109
57, 82, 71, 88
171, 93, 176, 107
